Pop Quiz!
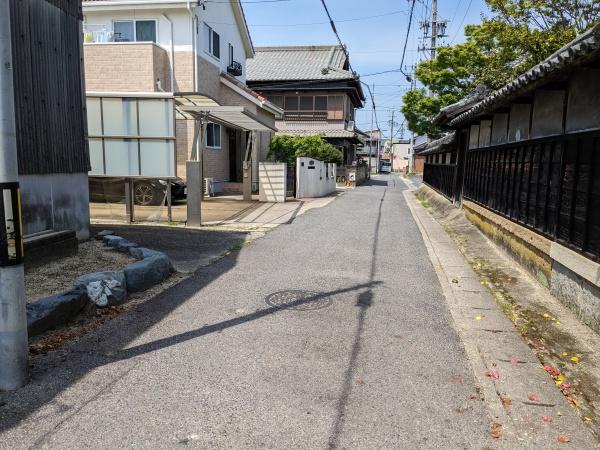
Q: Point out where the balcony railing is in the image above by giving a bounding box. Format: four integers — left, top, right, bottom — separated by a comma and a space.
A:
83, 25, 115, 43
283, 111, 335, 121
227, 61, 243, 76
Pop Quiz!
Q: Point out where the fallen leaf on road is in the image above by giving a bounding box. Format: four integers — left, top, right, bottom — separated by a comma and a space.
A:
355, 379, 365, 385
501, 396, 512, 407
485, 370, 500, 380
544, 365, 561, 376
557, 434, 571, 443
562, 352, 568, 357
542, 415, 552, 422
528, 393, 539, 402
557, 411, 563, 416
475, 315, 484, 321
510, 358, 518, 365
452, 278, 459, 283
570, 356, 579, 363
490, 422, 502, 439
583, 416, 593, 422
543, 313, 550, 318
561, 383, 572, 389
450, 375, 463, 384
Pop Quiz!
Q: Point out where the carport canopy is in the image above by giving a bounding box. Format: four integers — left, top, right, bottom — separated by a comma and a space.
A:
175, 94, 276, 132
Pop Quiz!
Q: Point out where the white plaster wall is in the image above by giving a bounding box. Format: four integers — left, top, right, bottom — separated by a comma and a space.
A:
296, 157, 336, 198
197, 1, 249, 82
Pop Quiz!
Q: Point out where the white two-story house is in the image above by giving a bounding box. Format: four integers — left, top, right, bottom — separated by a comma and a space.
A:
82, 0, 282, 201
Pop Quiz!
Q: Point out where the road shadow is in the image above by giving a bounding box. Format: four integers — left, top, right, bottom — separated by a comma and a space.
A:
0, 230, 245, 433
327, 188, 386, 449
0, 229, 386, 437
90, 224, 247, 273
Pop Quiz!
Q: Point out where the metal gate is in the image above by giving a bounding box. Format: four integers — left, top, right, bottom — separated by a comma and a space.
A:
286, 163, 296, 198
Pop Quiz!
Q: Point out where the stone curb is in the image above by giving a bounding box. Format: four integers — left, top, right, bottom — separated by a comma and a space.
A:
26, 231, 174, 337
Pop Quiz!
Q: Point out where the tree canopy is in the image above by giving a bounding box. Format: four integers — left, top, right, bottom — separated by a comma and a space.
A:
402, 0, 599, 138
268, 135, 343, 165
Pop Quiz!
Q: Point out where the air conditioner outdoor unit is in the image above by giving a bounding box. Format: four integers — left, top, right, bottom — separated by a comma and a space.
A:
204, 178, 224, 196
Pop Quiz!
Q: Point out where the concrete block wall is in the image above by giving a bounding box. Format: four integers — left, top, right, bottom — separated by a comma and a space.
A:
84, 43, 169, 92
259, 163, 286, 202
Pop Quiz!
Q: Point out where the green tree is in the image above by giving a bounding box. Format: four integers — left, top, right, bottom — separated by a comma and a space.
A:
268, 134, 343, 165
402, 0, 599, 138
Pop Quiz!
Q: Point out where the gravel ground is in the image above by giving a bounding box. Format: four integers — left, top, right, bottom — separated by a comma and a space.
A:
25, 240, 135, 302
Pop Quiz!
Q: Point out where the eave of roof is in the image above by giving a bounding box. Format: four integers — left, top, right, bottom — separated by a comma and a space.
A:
448, 24, 600, 128
414, 132, 456, 155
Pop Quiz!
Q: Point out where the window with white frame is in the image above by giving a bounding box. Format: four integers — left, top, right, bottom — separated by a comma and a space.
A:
206, 123, 221, 148
203, 23, 220, 59
113, 20, 157, 43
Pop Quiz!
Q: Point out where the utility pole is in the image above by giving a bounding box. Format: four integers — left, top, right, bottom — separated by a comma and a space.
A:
418, 0, 447, 61
431, 0, 438, 60
368, 90, 374, 178
389, 110, 395, 173
408, 69, 417, 173
0, 0, 28, 390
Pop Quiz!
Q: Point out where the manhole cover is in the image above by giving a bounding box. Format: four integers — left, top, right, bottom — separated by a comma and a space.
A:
265, 290, 332, 311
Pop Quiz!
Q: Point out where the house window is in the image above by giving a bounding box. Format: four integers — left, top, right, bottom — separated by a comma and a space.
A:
285, 96, 299, 111
206, 122, 221, 148
266, 95, 283, 108
299, 96, 313, 111
228, 43, 234, 66
203, 23, 220, 59
113, 20, 156, 42
314, 96, 327, 111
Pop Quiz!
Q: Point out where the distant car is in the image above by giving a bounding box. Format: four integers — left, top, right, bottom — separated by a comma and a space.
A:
380, 161, 392, 173
89, 177, 187, 206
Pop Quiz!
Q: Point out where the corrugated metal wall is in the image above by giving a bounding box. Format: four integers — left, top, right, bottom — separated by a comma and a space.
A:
9, 0, 90, 175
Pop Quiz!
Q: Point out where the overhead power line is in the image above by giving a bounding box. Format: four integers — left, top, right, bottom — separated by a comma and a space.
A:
207, 9, 409, 27
318, 0, 354, 74
360, 0, 417, 79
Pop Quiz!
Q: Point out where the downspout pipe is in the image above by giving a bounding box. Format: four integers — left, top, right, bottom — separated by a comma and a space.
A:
161, 13, 175, 93
186, 1, 198, 92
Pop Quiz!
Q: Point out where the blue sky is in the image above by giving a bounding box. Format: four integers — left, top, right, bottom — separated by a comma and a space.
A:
241, 0, 489, 138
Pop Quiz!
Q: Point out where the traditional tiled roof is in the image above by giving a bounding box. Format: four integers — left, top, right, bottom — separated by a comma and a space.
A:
433, 85, 489, 125
413, 132, 456, 155
449, 24, 600, 128
246, 45, 355, 81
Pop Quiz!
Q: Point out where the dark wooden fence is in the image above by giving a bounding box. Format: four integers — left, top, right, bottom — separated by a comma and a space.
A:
423, 163, 456, 200
463, 130, 600, 260
9, 0, 89, 175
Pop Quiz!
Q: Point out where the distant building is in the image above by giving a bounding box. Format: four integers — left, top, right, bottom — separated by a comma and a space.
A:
246, 45, 366, 165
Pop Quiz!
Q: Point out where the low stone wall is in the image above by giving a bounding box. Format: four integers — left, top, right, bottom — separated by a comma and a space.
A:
27, 232, 174, 337
462, 200, 552, 287
416, 184, 600, 334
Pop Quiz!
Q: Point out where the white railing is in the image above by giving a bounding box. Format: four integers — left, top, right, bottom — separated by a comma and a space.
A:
83, 24, 115, 43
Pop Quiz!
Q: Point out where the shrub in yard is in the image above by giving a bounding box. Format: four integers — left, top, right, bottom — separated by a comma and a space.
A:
268, 134, 343, 165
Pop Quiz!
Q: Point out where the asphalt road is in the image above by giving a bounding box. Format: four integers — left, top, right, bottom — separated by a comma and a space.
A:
0, 175, 493, 449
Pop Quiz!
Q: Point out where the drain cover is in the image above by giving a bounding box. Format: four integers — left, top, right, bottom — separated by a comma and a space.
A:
265, 290, 332, 311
